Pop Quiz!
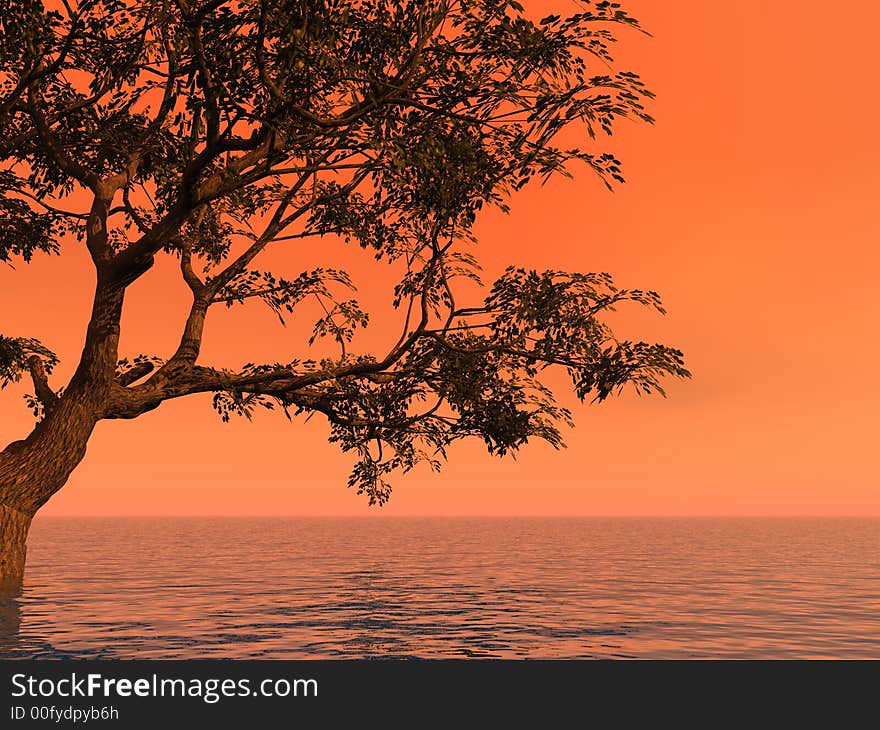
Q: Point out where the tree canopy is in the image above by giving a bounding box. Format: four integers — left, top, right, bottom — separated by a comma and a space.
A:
0, 0, 689, 505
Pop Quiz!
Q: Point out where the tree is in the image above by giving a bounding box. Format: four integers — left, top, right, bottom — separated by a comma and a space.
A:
0, 0, 689, 590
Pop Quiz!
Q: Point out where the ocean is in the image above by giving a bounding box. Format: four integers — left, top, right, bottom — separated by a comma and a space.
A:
1, 517, 877, 659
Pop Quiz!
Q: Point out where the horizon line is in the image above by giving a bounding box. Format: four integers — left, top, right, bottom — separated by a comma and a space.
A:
33, 513, 880, 519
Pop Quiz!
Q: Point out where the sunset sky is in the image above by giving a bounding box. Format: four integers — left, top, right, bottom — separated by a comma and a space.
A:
1, 0, 878, 517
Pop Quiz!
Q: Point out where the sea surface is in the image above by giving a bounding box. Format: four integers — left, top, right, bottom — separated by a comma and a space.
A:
1, 517, 878, 659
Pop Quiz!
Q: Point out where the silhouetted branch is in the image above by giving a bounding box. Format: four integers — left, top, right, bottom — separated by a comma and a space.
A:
26, 356, 58, 412
116, 361, 155, 386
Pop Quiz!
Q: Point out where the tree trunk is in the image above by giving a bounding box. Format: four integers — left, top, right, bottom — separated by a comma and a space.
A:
0, 392, 100, 593
0, 221, 125, 593
0, 504, 31, 593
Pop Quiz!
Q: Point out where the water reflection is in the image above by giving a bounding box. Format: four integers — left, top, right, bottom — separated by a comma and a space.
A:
1, 517, 878, 659
0, 597, 21, 643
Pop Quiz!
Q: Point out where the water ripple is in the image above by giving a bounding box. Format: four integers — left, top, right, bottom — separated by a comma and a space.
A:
1, 517, 878, 659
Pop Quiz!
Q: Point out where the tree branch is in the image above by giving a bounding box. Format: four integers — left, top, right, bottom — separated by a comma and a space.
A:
26, 89, 100, 191
116, 360, 155, 386
26, 355, 58, 413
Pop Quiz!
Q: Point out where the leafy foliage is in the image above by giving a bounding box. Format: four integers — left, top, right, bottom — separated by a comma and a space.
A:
1, 0, 690, 505
0, 335, 58, 388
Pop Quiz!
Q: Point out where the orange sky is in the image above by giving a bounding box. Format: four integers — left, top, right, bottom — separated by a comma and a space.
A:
2, 1, 878, 516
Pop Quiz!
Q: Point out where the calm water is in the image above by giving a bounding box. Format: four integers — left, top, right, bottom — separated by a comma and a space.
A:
1, 517, 877, 659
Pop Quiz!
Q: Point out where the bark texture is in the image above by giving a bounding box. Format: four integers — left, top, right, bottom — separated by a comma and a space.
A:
0, 395, 100, 591
0, 504, 31, 594
0, 283, 121, 591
